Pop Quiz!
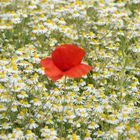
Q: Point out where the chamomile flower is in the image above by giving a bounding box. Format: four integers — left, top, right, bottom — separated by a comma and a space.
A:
29, 119, 38, 129
40, 126, 57, 140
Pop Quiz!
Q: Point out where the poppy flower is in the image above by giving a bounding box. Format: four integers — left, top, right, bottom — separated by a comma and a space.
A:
40, 44, 92, 80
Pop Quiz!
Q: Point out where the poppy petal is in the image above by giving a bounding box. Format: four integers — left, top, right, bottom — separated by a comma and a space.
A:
64, 63, 92, 78
45, 71, 63, 81
40, 57, 51, 68
41, 57, 63, 80
52, 44, 85, 71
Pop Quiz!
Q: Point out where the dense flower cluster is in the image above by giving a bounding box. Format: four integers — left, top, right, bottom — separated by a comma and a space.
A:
0, 0, 140, 139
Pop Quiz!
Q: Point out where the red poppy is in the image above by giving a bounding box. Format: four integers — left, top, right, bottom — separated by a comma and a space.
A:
40, 44, 92, 80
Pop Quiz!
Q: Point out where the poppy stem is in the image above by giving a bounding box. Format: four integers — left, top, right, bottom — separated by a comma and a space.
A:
60, 76, 67, 139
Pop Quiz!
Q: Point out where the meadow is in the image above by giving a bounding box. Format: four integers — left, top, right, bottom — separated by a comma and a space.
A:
0, 0, 140, 139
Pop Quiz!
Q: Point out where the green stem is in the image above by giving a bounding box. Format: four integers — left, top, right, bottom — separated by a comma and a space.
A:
60, 77, 67, 139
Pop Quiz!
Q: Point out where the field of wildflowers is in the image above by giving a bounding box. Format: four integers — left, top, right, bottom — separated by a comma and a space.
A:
0, 0, 140, 139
